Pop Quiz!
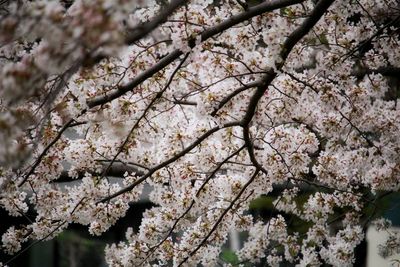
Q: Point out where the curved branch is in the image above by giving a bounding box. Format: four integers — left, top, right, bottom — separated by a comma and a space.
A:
211, 80, 263, 117
53, 162, 146, 183
18, 118, 75, 187
125, 0, 187, 45
98, 53, 190, 182
86, 0, 304, 109
138, 145, 246, 265
241, 0, 335, 127
98, 121, 240, 203
177, 169, 261, 267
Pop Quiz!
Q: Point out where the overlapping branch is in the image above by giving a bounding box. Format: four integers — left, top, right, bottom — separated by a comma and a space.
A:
125, 0, 187, 45
19, 0, 304, 189
177, 169, 261, 267
86, 0, 304, 109
99, 121, 240, 203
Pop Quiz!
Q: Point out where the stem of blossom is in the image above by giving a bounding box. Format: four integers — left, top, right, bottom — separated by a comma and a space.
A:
18, 118, 75, 187
125, 0, 188, 45
242, 0, 335, 128
177, 168, 261, 267
238, 0, 336, 197
98, 121, 241, 203
97, 53, 190, 183
53, 162, 145, 183
86, 0, 305, 109
138, 145, 246, 265
211, 80, 263, 116
4, 222, 66, 266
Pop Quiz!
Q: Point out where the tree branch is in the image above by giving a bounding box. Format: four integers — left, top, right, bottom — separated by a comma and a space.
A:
125, 0, 187, 45
86, 0, 304, 109
97, 53, 189, 182
18, 118, 75, 187
138, 145, 246, 265
98, 121, 240, 203
241, 0, 335, 127
53, 162, 145, 183
211, 80, 263, 117
177, 169, 260, 267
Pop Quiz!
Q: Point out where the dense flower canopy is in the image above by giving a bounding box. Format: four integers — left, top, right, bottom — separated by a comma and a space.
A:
0, 0, 400, 266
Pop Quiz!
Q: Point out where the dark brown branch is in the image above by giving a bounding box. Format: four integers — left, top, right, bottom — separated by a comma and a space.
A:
242, 125, 269, 174
279, 0, 336, 62
87, 49, 183, 108
125, 0, 187, 45
53, 162, 145, 183
241, 70, 276, 126
98, 121, 240, 203
86, 0, 304, 109
18, 118, 75, 187
352, 66, 400, 78
177, 169, 260, 267
98, 53, 190, 182
211, 80, 263, 117
241, 0, 335, 127
198, 0, 303, 43
340, 15, 400, 62
138, 145, 246, 265
172, 99, 197, 106
339, 110, 381, 152
239, 0, 339, 194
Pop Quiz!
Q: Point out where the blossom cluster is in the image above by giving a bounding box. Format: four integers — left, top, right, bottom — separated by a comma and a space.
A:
0, 0, 400, 266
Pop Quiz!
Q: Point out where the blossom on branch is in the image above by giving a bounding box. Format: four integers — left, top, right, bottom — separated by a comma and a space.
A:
0, 0, 400, 266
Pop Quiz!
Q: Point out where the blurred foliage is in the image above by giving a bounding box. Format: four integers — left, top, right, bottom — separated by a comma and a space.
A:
220, 249, 240, 265
249, 195, 274, 210
56, 230, 106, 267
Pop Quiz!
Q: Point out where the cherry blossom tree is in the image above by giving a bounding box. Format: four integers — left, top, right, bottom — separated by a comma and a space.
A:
0, 0, 399, 266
